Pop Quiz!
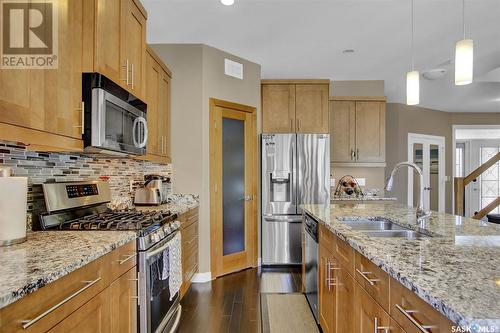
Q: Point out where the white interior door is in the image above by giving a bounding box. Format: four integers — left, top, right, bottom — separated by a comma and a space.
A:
468, 140, 500, 216
408, 133, 446, 212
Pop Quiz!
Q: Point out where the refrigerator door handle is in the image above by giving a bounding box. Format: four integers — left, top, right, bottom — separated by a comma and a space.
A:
291, 135, 297, 211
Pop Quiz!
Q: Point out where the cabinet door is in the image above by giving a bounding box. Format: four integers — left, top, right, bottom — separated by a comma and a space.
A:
330, 100, 356, 162
336, 266, 355, 333
44, 0, 84, 139
145, 52, 161, 156
355, 101, 386, 163
48, 289, 111, 333
354, 283, 391, 333
319, 245, 335, 333
295, 84, 329, 133
120, 0, 146, 99
262, 84, 295, 133
110, 268, 138, 333
158, 71, 171, 159
95, 0, 122, 84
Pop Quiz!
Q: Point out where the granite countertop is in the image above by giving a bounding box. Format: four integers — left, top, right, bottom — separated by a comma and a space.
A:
0, 231, 136, 310
301, 202, 500, 332
331, 195, 398, 202
135, 193, 200, 215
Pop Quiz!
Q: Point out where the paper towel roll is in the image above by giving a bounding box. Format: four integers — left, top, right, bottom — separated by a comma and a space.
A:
0, 177, 27, 245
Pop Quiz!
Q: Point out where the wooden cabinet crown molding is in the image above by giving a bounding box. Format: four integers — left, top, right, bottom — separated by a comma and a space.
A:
146, 47, 172, 77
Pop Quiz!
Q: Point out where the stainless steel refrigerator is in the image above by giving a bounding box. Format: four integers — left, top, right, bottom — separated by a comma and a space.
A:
261, 133, 330, 265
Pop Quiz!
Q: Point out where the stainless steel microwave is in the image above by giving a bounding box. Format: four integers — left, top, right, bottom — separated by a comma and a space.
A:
82, 73, 148, 155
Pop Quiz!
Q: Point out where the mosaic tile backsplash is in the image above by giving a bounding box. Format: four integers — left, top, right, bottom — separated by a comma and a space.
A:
0, 141, 172, 229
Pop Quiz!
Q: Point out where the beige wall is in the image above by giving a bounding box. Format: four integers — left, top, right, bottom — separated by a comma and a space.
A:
152, 44, 261, 274
386, 103, 500, 213
330, 80, 385, 97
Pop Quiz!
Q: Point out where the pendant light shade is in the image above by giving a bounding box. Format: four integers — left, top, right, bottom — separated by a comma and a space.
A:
455, 39, 473, 85
220, 0, 234, 5
406, 71, 420, 105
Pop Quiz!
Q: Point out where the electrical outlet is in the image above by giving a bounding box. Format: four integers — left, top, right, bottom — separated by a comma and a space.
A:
129, 180, 134, 192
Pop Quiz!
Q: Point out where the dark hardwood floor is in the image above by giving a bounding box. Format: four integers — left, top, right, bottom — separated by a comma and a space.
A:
177, 267, 302, 333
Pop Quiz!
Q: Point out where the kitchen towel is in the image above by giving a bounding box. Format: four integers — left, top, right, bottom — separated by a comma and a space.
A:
0, 176, 27, 244
161, 247, 170, 280
168, 232, 182, 300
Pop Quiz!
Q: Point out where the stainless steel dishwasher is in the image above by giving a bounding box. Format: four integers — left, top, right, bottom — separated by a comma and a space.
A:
304, 213, 319, 324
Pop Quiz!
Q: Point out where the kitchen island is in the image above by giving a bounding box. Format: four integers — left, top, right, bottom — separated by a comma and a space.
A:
302, 202, 500, 332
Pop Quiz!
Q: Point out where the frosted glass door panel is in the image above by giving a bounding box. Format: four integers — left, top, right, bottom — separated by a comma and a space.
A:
480, 147, 500, 214
222, 118, 245, 256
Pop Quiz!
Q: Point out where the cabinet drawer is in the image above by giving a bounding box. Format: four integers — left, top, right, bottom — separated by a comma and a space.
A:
108, 241, 137, 284
181, 221, 198, 245
0, 255, 109, 333
354, 282, 391, 333
179, 208, 199, 229
354, 251, 390, 312
331, 233, 354, 275
182, 249, 198, 282
390, 278, 454, 333
319, 224, 335, 254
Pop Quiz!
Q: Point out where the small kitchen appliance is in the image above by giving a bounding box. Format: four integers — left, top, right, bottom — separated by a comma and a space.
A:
134, 175, 170, 206
33, 180, 181, 333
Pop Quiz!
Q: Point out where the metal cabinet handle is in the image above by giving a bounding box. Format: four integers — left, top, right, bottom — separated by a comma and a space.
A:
356, 148, 360, 161
395, 304, 436, 333
74, 102, 85, 135
123, 59, 129, 85
374, 317, 390, 333
297, 119, 300, 132
351, 149, 355, 160
356, 268, 380, 286
290, 119, 293, 131
326, 260, 331, 291
131, 63, 134, 89
21, 277, 101, 329
116, 253, 136, 265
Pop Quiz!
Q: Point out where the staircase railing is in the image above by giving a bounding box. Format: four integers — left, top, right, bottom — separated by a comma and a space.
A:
454, 152, 500, 218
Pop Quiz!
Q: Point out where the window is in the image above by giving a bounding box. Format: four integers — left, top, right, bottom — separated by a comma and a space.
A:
480, 147, 500, 214
455, 144, 465, 178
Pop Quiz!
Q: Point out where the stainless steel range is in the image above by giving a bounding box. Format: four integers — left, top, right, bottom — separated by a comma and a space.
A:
34, 180, 182, 333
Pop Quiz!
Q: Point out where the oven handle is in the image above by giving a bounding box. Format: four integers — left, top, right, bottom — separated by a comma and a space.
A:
146, 232, 178, 260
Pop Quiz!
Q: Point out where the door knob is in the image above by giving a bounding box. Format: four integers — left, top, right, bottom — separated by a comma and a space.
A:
240, 195, 254, 201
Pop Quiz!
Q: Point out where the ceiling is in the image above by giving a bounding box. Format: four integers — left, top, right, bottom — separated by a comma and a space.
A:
143, 0, 500, 112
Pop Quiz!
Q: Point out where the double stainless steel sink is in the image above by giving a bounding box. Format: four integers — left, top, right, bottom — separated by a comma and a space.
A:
337, 216, 431, 240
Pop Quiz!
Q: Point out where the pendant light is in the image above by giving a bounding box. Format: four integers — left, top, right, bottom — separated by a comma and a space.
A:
455, 0, 473, 85
220, 0, 234, 5
406, 0, 419, 105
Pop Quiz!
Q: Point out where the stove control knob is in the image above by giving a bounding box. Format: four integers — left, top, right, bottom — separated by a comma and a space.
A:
153, 233, 160, 243
173, 220, 180, 229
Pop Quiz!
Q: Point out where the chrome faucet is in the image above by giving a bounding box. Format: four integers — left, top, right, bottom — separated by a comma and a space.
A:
385, 161, 431, 225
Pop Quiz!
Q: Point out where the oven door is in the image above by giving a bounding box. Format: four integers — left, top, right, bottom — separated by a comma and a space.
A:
139, 232, 181, 333
91, 88, 148, 155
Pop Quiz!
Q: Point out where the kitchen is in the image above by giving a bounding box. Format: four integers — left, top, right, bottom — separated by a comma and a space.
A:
0, 0, 499, 333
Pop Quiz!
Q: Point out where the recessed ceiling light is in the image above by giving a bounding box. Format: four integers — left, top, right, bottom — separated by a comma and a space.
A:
342, 49, 355, 54
220, 0, 234, 5
422, 69, 447, 80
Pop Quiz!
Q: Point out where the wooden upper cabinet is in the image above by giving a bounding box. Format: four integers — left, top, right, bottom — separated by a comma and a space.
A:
355, 101, 385, 163
295, 84, 329, 133
120, 0, 147, 99
330, 100, 355, 162
143, 47, 172, 163
329, 98, 386, 165
95, 0, 122, 84
262, 84, 295, 133
145, 51, 161, 156
95, 0, 147, 99
262, 81, 330, 133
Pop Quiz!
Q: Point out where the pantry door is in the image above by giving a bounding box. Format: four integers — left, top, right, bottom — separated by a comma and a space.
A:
209, 99, 257, 278
408, 133, 446, 212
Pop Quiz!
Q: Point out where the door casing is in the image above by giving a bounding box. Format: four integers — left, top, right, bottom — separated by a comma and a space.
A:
209, 98, 258, 278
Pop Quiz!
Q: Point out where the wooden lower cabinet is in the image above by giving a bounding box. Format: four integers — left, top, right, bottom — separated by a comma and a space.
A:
110, 268, 138, 333
179, 208, 199, 297
0, 241, 137, 333
319, 244, 335, 333
48, 289, 111, 333
354, 283, 391, 333
318, 226, 455, 333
